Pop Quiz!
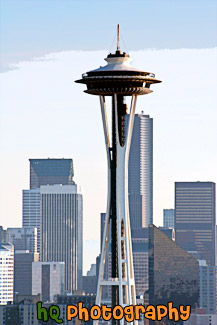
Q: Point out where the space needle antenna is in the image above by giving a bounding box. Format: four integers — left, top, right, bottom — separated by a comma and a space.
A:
117, 24, 120, 51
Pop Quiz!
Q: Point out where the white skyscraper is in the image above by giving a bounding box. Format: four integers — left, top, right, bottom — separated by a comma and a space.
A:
22, 188, 41, 254
126, 113, 153, 228
0, 243, 14, 305
40, 184, 83, 293
198, 260, 216, 313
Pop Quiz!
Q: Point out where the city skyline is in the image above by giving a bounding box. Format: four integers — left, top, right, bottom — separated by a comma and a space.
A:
0, 1, 217, 274
1, 49, 216, 226
0, 3, 217, 323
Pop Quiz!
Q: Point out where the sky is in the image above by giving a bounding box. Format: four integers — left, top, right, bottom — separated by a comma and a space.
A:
0, 0, 217, 273
1, 0, 217, 69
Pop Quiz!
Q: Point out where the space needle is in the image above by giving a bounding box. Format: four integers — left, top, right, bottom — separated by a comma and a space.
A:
76, 25, 161, 324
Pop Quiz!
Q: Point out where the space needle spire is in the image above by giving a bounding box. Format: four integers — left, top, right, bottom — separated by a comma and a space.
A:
117, 24, 120, 51
76, 27, 161, 324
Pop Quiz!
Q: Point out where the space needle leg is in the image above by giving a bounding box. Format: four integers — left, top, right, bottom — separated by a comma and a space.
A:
94, 96, 111, 325
95, 95, 138, 325
114, 94, 138, 324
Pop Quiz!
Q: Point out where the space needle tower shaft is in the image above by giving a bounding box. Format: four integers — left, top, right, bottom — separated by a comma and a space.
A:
76, 25, 161, 324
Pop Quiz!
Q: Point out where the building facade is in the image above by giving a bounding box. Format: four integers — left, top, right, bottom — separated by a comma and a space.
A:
14, 251, 39, 297
29, 158, 74, 189
126, 113, 153, 228
199, 261, 216, 313
32, 261, 65, 302
131, 229, 149, 297
7, 228, 37, 253
0, 243, 14, 305
40, 184, 83, 292
22, 188, 41, 254
0, 227, 8, 243
175, 182, 216, 266
185, 312, 217, 325
148, 225, 199, 314
0, 302, 81, 325
132, 227, 174, 298
163, 209, 175, 229
82, 276, 97, 295
0, 304, 19, 325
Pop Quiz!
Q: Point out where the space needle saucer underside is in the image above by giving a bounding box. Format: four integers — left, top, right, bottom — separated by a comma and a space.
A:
84, 87, 152, 96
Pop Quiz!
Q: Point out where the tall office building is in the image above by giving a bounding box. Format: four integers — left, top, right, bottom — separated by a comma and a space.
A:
163, 209, 175, 229
29, 158, 74, 189
148, 225, 199, 313
22, 188, 41, 254
7, 228, 37, 253
126, 113, 153, 228
198, 260, 216, 313
32, 262, 65, 302
40, 184, 83, 293
0, 243, 14, 305
131, 229, 149, 297
175, 182, 216, 266
14, 251, 39, 297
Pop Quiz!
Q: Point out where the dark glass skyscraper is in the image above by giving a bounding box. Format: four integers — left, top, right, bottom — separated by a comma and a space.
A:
148, 225, 199, 322
14, 251, 39, 298
29, 158, 74, 189
175, 182, 216, 266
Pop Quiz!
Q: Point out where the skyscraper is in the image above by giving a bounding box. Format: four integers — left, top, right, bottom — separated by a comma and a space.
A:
14, 250, 39, 297
198, 260, 216, 313
29, 158, 74, 189
163, 209, 175, 229
131, 229, 149, 297
0, 243, 14, 305
126, 113, 153, 228
22, 188, 41, 254
32, 262, 65, 302
40, 184, 83, 292
175, 182, 216, 266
